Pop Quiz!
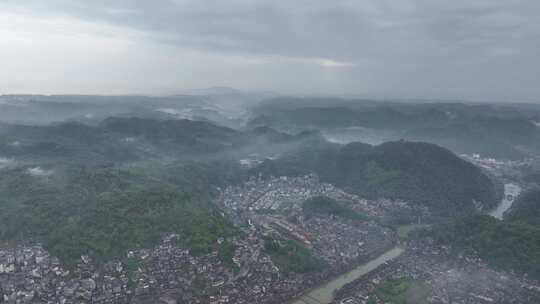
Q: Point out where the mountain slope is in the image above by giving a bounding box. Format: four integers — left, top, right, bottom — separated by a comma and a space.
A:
255, 140, 500, 216
0, 164, 238, 262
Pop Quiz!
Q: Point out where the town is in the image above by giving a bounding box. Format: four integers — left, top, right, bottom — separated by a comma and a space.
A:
331, 236, 540, 304
0, 174, 412, 304
1, 173, 539, 304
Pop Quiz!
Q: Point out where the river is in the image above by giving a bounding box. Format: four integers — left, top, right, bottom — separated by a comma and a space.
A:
290, 182, 520, 304
290, 247, 405, 304
288, 183, 519, 304
489, 183, 522, 220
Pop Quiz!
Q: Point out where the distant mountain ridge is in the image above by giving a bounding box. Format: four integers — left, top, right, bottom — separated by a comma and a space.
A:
0, 117, 325, 165
248, 100, 540, 159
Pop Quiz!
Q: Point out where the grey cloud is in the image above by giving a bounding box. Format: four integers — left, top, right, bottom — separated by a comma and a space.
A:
3, 0, 540, 101
10, 0, 539, 62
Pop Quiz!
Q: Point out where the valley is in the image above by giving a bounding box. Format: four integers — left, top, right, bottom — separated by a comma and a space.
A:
3, 1, 540, 302
1, 95, 540, 303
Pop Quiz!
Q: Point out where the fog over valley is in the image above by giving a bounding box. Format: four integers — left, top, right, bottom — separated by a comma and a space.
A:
0, 91, 540, 304
1, 1, 540, 304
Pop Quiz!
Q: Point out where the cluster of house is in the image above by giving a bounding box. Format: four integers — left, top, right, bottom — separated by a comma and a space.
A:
0, 226, 389, 304
0, 244, 130, 304
219, 174, 340, 214
0, 173, 410, 304
111, 225, 397, 304
216, 174, 407, 299
10, 172, 527, 304
309, 218, 394, 265
332, 237, 540, 304
220, 175, 403, 261
219, 174, 424, 223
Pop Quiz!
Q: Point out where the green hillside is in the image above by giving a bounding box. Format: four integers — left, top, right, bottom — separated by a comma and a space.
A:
507, 189, 540, 226
431, 215, 540, 279
255, 141, 499, 216
0, 165, 237, 263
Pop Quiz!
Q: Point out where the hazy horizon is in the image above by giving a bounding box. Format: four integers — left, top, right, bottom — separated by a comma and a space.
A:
2, 3, 540, 304
2, 88, 539, 106
1, 0, 540, 103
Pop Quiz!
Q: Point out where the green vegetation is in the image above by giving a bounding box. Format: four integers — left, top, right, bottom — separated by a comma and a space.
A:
124, 256, 141, 288
0, 114, 505, 273
364, 161, 401, 187
375, 278, 431, 304
302, 196, 366, 222
0, 165, 236, 263
255, 141, 499, 216
0, 116, 321, 265
396, 224, 429, 240
431, 176, 540, 280
102, 117, 245, 153
431, 215, 540, 279
507, 188, 540, 226
263, 237, 324, 273
218, 240, 236, 267
0, 117, 251, 165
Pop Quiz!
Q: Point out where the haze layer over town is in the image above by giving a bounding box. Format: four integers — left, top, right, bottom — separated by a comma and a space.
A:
1, 1, 540, 304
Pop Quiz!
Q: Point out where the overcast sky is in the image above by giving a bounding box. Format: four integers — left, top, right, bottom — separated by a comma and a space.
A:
1, 0, 539, 102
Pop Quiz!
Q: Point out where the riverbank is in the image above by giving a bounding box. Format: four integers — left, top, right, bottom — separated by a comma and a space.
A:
290, 247, 405, 304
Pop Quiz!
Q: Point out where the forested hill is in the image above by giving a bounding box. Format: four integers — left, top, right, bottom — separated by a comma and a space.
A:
0, 163, 242, 263
431, 215, 540, 280
0, 117, 322, 164
0, 116, 500, 263
506, 190, 540, 224
101, 117, 242, 144
254, 140, 500, 216
430, 173, 540, 280
0, 117, 500, 219
0, 117, 244, 156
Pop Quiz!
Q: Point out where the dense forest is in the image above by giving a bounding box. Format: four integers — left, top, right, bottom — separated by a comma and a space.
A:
507, 189, 540, 226
263, 237, 324, 274
302, 196, 367, 222
0, 164, 240, 263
